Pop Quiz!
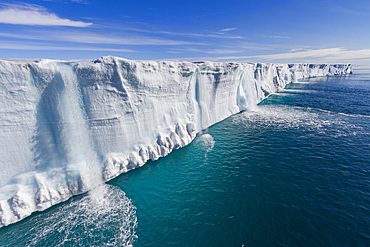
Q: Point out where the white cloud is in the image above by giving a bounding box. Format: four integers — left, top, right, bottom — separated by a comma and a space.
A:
98, 26, 243, 39
332, 6, 370, 16
261, 35, 290, 39
168, 47, 241, 54
0, 3, 92, 27
237, 42, 278, 50
270, 35, 290, 39
253, 48, 344, 60
53, 32, 202, 45
161, 31, 242, 39
0, 41, 135, 52
252, 48, 370, 62
219, 27, 237, 32
205, 49, 241, 54
0, 31, 203, 46
169, 48, 370, 64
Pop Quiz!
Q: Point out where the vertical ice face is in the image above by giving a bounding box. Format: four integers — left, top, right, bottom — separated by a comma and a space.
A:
0, 60, 103, 226
0, 57, 352, 227
0, 60, 39, 187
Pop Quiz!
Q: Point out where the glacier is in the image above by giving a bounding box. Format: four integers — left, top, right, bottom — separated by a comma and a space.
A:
0, 56, 352, 227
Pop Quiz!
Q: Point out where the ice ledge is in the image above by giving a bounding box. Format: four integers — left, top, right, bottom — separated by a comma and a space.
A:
0, 57, 352, 227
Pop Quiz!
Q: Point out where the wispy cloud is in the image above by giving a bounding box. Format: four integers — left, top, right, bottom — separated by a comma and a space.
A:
219, 27, 237, 32
332, 6, 370, 16
53, 32, 203, 45
251, 48, 344, 60
94, 25, 243, 39
0, 31, 203, 46
167, 42, 284, 56
249, 48, 370, 62
159, 30, 243, 39
0, 3, 92, 27
42, 0, 87, 3
168, 47, 241, 54
169, 48, 370, 63
69, 0, 87, 3
290, 48, 303, 52
207, 49, 241, 54
0, 41, 136, 52
236, 42, 278, 50
262, 35, 290, 39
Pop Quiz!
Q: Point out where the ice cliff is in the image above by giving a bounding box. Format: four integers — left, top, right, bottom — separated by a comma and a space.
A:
0, 56, 352, 227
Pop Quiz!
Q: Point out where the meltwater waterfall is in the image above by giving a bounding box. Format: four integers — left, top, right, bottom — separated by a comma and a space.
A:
33, 62, 103, 195
50, 63, 102, 191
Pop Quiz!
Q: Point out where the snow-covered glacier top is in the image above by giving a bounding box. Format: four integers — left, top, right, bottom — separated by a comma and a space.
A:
0, 56, 351, 227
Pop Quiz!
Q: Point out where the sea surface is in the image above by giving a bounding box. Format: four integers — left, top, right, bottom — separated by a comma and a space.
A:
0, 68, 369, 246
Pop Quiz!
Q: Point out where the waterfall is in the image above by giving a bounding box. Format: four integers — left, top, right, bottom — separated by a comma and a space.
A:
56, 63, 102, 190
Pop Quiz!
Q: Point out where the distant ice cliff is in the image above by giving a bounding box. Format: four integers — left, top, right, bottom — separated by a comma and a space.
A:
0, 56, 352, 227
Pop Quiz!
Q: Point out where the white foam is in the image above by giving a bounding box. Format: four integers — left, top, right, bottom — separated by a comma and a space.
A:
196, 133, 215, 157
235, 105, 367, 138
15, 184, 137, 247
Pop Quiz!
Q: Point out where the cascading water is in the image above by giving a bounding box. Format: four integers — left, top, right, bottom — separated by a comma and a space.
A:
55, 63, 102, 190
237, 66, 259, 111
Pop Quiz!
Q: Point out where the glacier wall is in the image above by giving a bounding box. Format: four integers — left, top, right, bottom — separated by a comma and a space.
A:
0, 56, 352, 227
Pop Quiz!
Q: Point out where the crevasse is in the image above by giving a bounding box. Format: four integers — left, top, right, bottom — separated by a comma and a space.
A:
0, 56, 352, 227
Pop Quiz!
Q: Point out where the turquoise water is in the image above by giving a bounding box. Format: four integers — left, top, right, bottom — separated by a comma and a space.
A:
1, 70, 369, 246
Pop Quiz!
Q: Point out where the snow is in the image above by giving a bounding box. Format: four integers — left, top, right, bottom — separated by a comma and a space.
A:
0, 56, 352, 227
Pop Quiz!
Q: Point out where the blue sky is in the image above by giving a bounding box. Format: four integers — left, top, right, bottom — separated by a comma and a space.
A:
0, 0, 369, 64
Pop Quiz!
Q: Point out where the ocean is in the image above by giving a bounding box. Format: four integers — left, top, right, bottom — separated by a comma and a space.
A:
0, 68, 369, 246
